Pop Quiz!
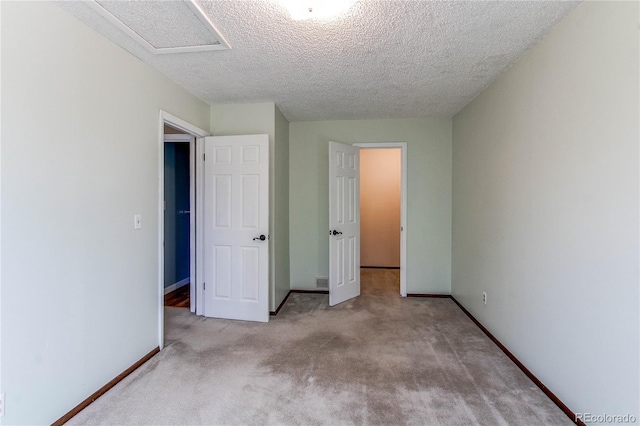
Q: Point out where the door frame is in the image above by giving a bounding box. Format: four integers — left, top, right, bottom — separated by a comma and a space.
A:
158, 110, 209, 350
353, 142, 408, 297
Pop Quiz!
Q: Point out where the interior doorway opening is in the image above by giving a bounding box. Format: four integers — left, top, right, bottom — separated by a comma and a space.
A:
359, 147, 401, 295
360, 148, 401, 268
163, 127, 193, 310
354, 142, 407, 298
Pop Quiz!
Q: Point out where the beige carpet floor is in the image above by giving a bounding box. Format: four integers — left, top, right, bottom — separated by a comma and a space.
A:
69, 269, 572, 425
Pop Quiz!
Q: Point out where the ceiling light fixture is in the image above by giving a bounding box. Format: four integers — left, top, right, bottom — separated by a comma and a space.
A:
280, 0, 355, 21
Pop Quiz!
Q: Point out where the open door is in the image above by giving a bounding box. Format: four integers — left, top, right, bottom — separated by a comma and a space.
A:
202, 135, 269, 322
329, 141, 360, 306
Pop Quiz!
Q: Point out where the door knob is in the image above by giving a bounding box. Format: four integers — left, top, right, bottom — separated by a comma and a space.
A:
253, 234, 267, 241
331, 230, 343, 236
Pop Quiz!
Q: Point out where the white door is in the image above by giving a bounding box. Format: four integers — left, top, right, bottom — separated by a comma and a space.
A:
202, 135, 269, 322
329, 142, 360, 306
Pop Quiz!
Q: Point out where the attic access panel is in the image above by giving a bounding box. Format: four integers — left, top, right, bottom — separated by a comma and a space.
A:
88, 0, 230, 54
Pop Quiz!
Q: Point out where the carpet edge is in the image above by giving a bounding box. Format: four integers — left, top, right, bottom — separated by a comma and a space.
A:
52, 346, 160, 426
450, 296, 584, 426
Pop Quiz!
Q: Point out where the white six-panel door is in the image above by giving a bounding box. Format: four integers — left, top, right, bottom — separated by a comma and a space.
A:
329, 142, 360, 306
203, 135, 269, 322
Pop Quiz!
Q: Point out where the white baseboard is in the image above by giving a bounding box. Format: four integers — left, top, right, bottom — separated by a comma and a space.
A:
164, 277, 190, 294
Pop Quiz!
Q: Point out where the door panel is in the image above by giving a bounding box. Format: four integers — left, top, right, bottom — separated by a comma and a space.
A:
329, 141, 360, 306
241, 174, 260, 227
241, 247, 260, 300
203, 135, 269, 322
213, 245, 232, 298
214, 175, 232, 227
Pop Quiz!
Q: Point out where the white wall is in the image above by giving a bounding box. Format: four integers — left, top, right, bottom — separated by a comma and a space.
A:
452, 1, 639, 420
289, 118, 452, 293
0, 2, 211, 424
210, 103, 290, 311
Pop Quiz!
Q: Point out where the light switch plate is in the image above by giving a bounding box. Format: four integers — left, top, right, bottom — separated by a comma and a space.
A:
134, 214, 142, 230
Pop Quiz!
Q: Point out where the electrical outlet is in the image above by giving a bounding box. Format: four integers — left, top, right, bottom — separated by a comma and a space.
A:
134, 214, 142, 230
0, 392, 5, 417
482, 292, 487, 305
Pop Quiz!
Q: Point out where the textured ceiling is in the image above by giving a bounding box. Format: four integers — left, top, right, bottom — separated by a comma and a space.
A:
57, 1, 580, 122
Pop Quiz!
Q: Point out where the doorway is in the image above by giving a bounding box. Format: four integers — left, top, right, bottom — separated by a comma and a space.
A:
163, 131, 193, 309
354, 142, 407, 297
360, 148, 401, 268
158, 111, 210, 350
359, 147, 402, 295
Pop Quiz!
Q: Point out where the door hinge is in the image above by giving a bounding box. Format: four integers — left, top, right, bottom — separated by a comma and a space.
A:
203, 153, 206, 161
203, 282, 206, 290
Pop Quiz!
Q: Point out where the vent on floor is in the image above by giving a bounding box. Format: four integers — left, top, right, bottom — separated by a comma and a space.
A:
316, 277, 328, 289
88, 0, 230, 54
